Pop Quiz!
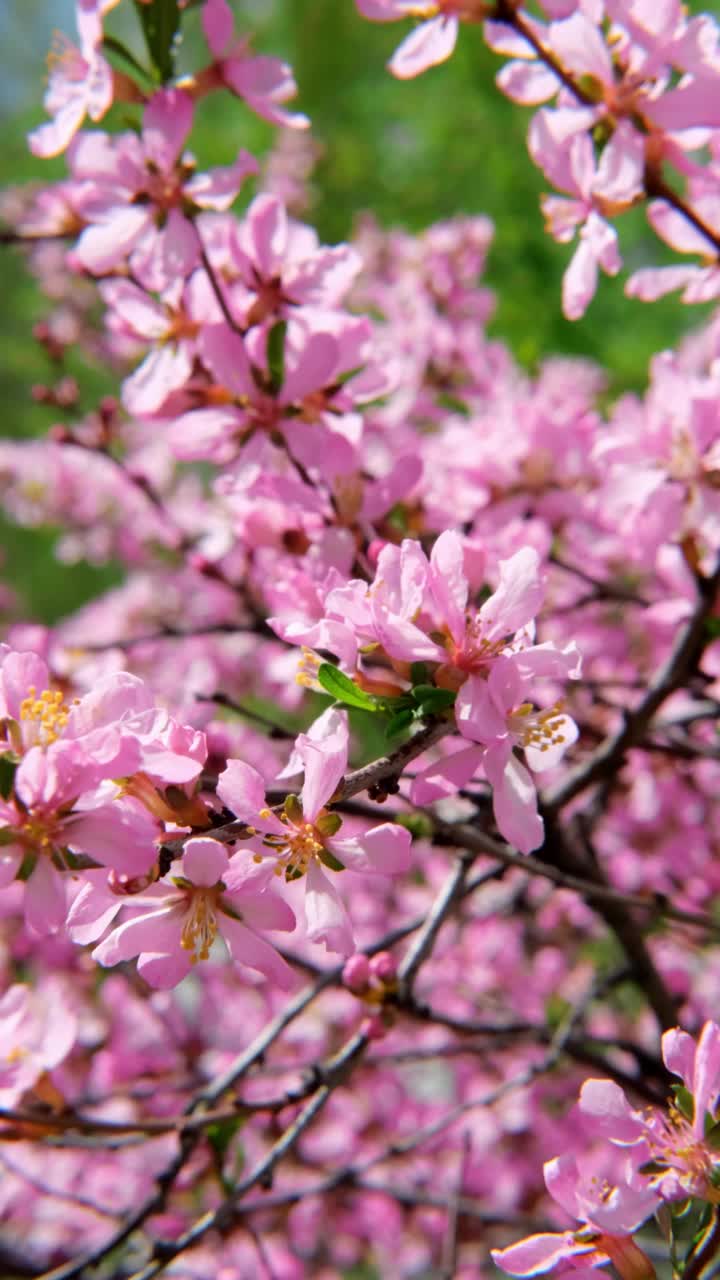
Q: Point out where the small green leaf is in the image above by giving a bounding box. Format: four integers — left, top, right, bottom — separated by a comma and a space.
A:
284, 794, 303, 824
0, 754, 18, 800
435, 391, 470, 416
410, 663, 428, 685
206, 1113, 246, 1194
101, 35, 155, 90
672, 1084, 695, 1123
267, 320, 287, 394
316, 812, 343, 837
317, 664, 382, 712
333, 364, 364, 387
411, 684, 456, 713
133, 0, 181, 84
207, 1114, 245, 1161
318, 847, 345, 872
385, 709, 415, 740
395, 813, 430, 839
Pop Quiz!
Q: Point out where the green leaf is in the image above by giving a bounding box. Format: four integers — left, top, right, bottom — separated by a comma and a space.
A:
206, 1114, 245, 1164
318, 847, 346, 872
410, 663, 428, 685
101, 35, 155, 90
0, 753, 18, 801
672, 1084, 695, 1123
316, 811, 343, 837
410, 684, 456, 713
206, 1113, 246, 1195
133, 0, 181, 84
395, 812, 431, 839
385, 708, 415, 740
317, 664, 382, 712
267, 320, 287, 394
284, 794, 303, 824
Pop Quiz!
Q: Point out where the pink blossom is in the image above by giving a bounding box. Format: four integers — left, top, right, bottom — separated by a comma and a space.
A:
493, 1153, 658, 1279
579, 1020, 720, 1204
0, 981, 78, 1107
217, 709, 411, 954
200, 0, 309, 129
70, 90, 257, 287
28, 1, 119, 158
530, 116, 643, 319
229, 193, 362, 327
355, 2, 465, 80
91, 837, 297, 989
455, 654, 578, 852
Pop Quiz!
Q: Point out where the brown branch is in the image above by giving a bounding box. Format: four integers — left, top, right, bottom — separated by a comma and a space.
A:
544, 561, 720, 813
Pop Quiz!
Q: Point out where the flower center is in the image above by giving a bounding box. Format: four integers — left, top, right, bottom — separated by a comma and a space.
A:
19, 687, 73, 747
180, 887, 221, 963
645, 1104, 719, 1198
47, 32, 87, 83
264, 819, 324, 880
509, 702, 567, 754
440, 616, 509, 683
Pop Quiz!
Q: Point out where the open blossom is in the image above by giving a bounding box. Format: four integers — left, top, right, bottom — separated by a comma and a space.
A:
70, 88, 257, 288
87, 837, 297, 989
173, 316, 373, 480
0, 646, 208, 932
354, 2, 485, 80
228, 193, 362, 327
493, 1153, 658, 1280
99, 273, 221, 418
579, 1020, 720, 1205
217, 709, 411, 954
455, 653, 578, 852
0, 647, 207, 785
28, 1, 121, 159
199, 0, 309, 128
529, 116, 644, 320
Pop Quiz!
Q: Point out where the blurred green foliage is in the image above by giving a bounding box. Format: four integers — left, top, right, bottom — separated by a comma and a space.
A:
1, 0, 720, 622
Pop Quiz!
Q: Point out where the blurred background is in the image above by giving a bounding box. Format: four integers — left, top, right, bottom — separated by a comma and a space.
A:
1, 0, 719, 622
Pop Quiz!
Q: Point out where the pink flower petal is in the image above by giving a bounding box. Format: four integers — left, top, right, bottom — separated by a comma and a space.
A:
389, 16, 459, 80
182, 838, 229, 887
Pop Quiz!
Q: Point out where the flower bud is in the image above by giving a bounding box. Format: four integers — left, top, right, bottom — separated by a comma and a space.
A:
370, 951, 397, 983
342, 953, 371, 994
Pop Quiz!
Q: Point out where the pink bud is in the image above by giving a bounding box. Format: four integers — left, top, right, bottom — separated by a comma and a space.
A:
362, 1013, 387, 1041
370, 950, 397, 983
367, 539, 388, 565
342, 953, 371, 994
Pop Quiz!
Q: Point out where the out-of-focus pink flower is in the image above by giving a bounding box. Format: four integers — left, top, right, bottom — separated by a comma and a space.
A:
200, 0, 309, 129
28, 1, 121, 158
355, 1, 473, 80
0, 981, 78, 1106
70, 89, 256, 288
530, 115, 644, 319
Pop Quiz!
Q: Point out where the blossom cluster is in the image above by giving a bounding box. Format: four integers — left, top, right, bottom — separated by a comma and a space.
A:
0, 0, 720, 1276
358, 0, 720, 317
